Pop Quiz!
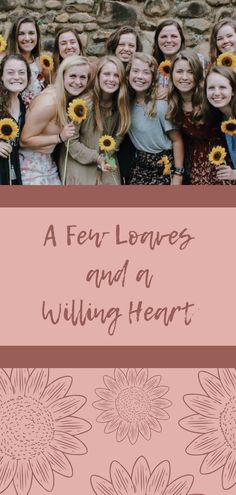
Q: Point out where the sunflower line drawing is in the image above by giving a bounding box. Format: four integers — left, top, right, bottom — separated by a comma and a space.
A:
93, 368, 172, 444
0, 368, 91, 495
91, 455, 203, 495
179, 368, 236, 490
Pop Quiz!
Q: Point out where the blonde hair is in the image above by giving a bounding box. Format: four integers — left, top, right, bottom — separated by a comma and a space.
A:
126, 52, 158, 118
93, 55, 130, 135
54, 54, 91, 126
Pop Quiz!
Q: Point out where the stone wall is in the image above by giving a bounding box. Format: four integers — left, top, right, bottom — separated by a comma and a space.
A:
1, 0, 236, 58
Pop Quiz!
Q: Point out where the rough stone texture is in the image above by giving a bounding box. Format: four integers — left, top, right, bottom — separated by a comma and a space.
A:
0, 0, 235, 58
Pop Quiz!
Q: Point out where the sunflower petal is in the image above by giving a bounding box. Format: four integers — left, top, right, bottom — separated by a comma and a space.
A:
128, 421, 139, 444
10, 369, 29, 395
143, 375, 161, 391
139, 420, 151, 440
200, 445, 230, 474
13, 460, 32, 495
146, 460, 170, 495
0, 369, 14, 398
114, 369, 128, 389
93, 399, 114, 410
55, 415, 91, 435
186, 431, 226, 455
40, 376, 72, 406
97, 410, 117, 423
48, 395, 86, 419
131, 456, 150, 494
183, 394, 221, 417
148, 386, 169, 400
135, 368, 148, 387
91, 475, 116, 495
150, 405, 170, 420
44, 446, 73, 477
104, 416, 121, 433
51, 431, 88, 455
30, 453, 54, 491
199, 371, 229, 402
126, 368, 137, 386
223, 451, 236, 489
95, 388, 115, 401
103, 375, 120, 393
110, 461, 135, 494
116, 420, 129, 442
0, 456, 17, 493
179, 414, 219, 434
146, 416, 162, 432
164, 475, 194, 495
25, 369, 49, 399
219, 368, 236, 396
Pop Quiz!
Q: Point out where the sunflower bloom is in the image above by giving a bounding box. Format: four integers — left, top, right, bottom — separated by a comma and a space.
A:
39, 53, 54, 71
0, 368, 91, 494
0, 118, 19, 141
93, 368, 171, 444
217, 51, 236, 69
91, 456, 195, 495
67, 98, 88, 124
0, 34, 7, 54
159, 59, 172, 77
221, 118, 236, 136
159, 155, 171, 175
98, 134, 116, 153
180, 368, 236, 490
208, 146, 226, 166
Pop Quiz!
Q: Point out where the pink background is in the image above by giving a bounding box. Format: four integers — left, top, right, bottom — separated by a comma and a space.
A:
0, 207, 235, 346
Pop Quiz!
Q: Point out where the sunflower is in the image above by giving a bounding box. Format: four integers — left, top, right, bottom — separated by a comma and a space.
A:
217, 51, 236, 69
221, 118, 236, 136
0, 118, 19, 141
159, 155, 171, 175
159, 59, 172, 77
208, 145, 227, 165
39, 52, 54, 71
67, 98, 88, 124
0, 34, 7, 54
98, 134, 116, 153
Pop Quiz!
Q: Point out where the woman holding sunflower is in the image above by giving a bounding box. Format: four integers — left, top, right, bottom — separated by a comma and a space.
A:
210, 18, 236, 69
59, 55, 130, 185
20, 55, 91, 185
167, 49, 234, 184
7, 16, 44, 108
126, 52, 184, 185
206, 65, 236, 180
0, 54, 30, 184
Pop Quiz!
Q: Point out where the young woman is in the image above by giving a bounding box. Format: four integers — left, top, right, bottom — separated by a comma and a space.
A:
7, 16, 44, 107
126, 52, 184, 185
53, 28, 84, 74
167, 49, 234, 184
106, 26, 142, 65
210, 18, 236, 65
0, 54, 30, 185
59, 55, 130, 185
206, 65, 236, 180
20, 55, 91, 185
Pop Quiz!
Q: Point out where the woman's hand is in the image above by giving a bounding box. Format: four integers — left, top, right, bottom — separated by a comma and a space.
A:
216, 164, 236, 181
60, 122, 76, 142
0, 141, 12, 158
97, 154, 116, 172
156, 86, 168, 100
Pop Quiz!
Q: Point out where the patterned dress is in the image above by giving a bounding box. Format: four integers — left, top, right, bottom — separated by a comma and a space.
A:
21, 60, 44, 108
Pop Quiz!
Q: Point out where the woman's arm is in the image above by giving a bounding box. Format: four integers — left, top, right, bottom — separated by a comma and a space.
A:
216, 164, 236, 181
168, 129, 184, 185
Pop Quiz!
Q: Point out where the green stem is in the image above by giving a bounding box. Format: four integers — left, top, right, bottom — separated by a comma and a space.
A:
63, 138, 70, 185
8, 154, 12, 186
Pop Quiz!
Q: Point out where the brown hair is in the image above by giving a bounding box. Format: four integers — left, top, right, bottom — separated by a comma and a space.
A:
106, 26, 143, 58
53, 28, 84, 73
206, 65, 236, 118
209, 18, 236, 65
153, 19, 185, 65
167, 49, 206, 126
7, 16, 41, 59
126, 52, 158, 118
0, 54, 31, 115
93, 55, 130, 135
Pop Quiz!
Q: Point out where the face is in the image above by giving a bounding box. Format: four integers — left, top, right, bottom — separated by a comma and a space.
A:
63, 64, 89, 96
58, 31, 80, 59
115, 33, 137, 63
158, 25, 182, 59
17, 22, 37, 54
99, 62, 120, 94
172, 59, 195, 94
207, 73, 233, 111
129, 58, 153, 94
216, 25, 236, 55
2, 59, 28, 94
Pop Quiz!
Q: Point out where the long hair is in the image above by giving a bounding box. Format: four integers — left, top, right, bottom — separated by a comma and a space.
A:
210, 18, 236, 65
153, 19, 185, 65
93, 55, 130, 135
0, 54, 31, 116
54, 55, 91, 126
206, 65, 236, 118
106, 26, 143, 56
126, 52, 158, 118
7, 16, 41, 59
53, 27, 84, 73
167, 49, 206, 126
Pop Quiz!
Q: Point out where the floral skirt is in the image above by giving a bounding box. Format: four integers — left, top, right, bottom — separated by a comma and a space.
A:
129, 149, 173, 185
20, 150, 61, 185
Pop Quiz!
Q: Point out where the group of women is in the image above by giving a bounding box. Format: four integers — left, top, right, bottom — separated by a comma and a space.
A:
0, 14, 236, 185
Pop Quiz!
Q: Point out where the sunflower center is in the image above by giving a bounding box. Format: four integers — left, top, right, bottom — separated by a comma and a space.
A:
74, 105, 84, 117
223, 58, 232, 67
214, 152, 221, 161
0, 396, 54, 460
103, 139, 111, 147
221, 396, 236, 449
1, 124, 13, 137
226, 123, 236, 131
43, 59, 50, 67
115, 386, 151, 422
